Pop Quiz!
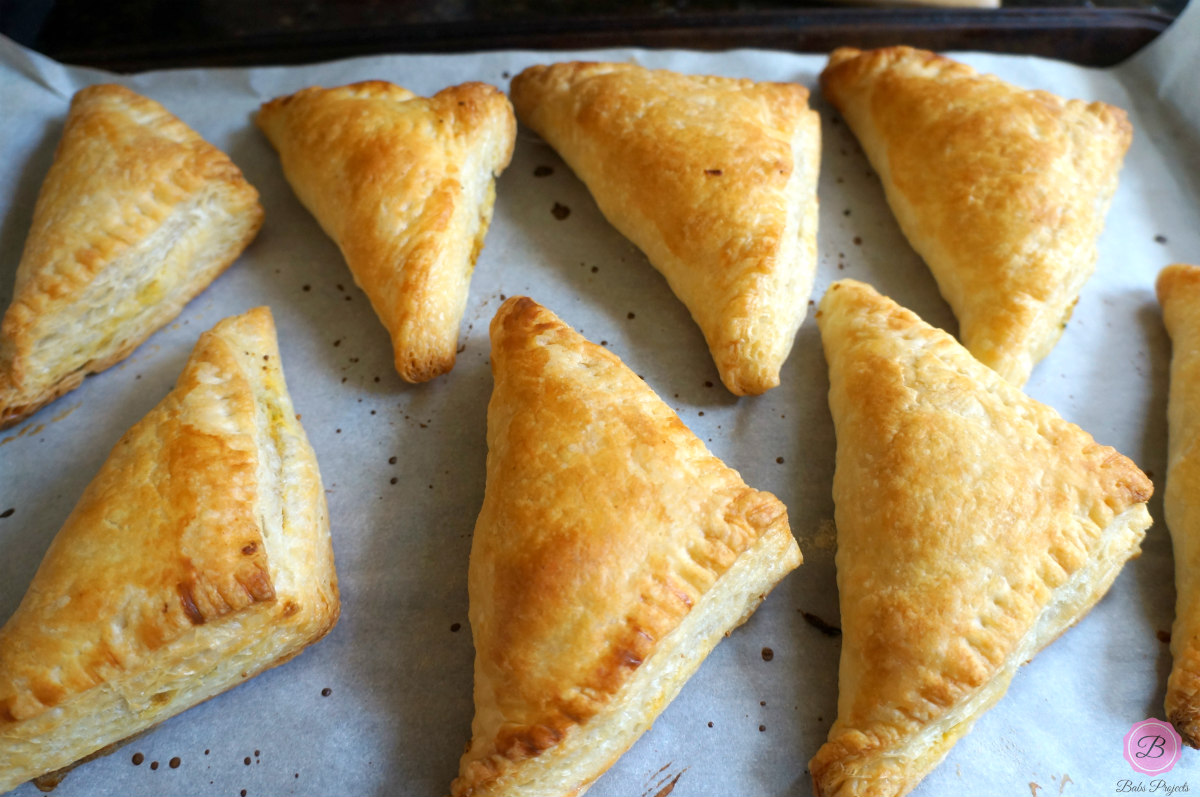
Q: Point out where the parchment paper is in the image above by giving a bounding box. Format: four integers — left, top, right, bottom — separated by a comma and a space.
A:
1, 5, 1198, 794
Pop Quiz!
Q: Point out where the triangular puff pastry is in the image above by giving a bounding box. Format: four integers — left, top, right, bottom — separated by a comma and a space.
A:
0, 307, 338, 792
0, 84, 263, 429
821, 48, 1132, 386
453, 297, 802, 796
257, 81, 516, 383
510, 62, 821, 397
1157, 263, 1200, 747
811, 279, 1152, 797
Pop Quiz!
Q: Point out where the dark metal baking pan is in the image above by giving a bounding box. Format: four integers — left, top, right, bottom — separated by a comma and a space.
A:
1, 3, 1178, 72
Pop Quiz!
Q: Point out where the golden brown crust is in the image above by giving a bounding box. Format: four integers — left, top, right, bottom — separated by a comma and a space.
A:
0, 84, 264, 429
510, 62, 820, 396
0, 307, 338, 792
820, 47, 1131, 386
453, 297, 801, 796
1157, 264, 1200, 747
811, 280, 1151, 797
256, 80, 516, 382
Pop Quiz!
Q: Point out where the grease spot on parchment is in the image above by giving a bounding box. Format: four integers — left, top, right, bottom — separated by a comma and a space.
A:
642, 764, 687, 797
810, 518, 837, 551
0, 421, 45, 448
50, 403, 80, 423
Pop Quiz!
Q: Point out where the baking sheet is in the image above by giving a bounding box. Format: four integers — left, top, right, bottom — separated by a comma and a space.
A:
1, 5, 1199, 795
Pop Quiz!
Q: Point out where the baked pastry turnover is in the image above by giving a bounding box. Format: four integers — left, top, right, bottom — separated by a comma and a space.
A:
452, 296, 802, 796
1157, 263, 1200, 747
811, 279, 1152, 797
821, 47, 1132, 386
257, 80, 516, 383
0, 83, 263, 429
0, 307, 339, 793
510, 62, 821, 396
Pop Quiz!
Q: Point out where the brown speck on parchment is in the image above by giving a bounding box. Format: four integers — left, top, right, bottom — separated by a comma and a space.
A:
534, 165, 554, 177
551, 202, 571, 220
1158, 630, 1172, 644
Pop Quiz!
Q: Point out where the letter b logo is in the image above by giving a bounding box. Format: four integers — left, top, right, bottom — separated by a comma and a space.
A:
1136, 734, 1167, 759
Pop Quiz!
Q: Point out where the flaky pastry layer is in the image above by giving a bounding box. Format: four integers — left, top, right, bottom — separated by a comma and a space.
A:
810, 280, 1152, 797
510, 62, 820, 396
257, 80, 515, 382
820, 47, 1131, 386
0, 84, 263, 429
1157, 263, 1200, 747
452, 297, 802, 796
0, 308, 338, 792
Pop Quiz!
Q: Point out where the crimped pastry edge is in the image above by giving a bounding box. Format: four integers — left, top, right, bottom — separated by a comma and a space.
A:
811, 503, 1149, 797
453, 510, 801, 797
